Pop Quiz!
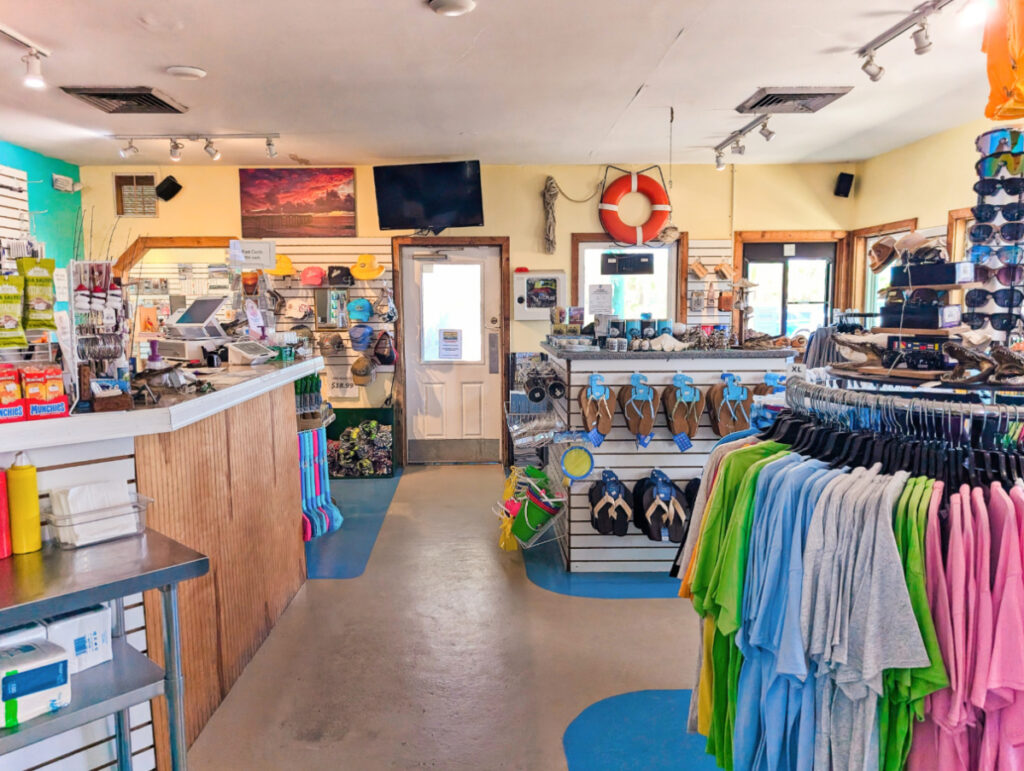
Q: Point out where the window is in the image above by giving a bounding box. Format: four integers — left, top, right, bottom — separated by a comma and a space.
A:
574, 238, 678, 325
420, 263, 482, 362
744, 244, 834, 337
114, 174, 156, 217
863, 231, 910, 314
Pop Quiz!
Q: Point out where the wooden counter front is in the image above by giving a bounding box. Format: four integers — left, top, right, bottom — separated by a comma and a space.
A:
135, 383, 305, 768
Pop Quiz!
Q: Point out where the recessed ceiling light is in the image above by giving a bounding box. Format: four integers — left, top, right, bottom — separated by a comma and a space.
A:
428, 0, 477, 17
165, 65, 207, 80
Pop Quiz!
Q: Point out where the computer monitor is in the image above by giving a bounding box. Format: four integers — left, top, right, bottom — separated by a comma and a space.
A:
165, 296, 227, 340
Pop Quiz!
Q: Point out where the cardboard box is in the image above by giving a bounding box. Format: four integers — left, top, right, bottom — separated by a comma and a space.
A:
42, 605, 111, 674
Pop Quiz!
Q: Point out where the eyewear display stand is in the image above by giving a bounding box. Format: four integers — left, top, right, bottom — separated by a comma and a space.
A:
0, 530, 209, 770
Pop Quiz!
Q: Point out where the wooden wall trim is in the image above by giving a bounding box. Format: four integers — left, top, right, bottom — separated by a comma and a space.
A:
844, 218, 918, 310
948, 207, 973, 262
677, 231, 689, 324
391, 236, 511, 466
114, 236, 236, 277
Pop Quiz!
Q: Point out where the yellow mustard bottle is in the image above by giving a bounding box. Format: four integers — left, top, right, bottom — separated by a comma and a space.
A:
7, 454, 41, 554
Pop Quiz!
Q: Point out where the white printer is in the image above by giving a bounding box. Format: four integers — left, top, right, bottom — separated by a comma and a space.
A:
156, 296, 229, 361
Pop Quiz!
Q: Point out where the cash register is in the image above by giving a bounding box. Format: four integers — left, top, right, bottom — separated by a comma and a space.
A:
156, 296, 229, 361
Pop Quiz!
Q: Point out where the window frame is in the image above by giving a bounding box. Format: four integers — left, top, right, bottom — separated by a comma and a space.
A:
570, 232, 688, 323
848, 219, 918, 313
742, 253, 834, 337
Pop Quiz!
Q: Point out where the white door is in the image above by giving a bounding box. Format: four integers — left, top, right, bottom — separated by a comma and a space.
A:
401, 245, 502, 463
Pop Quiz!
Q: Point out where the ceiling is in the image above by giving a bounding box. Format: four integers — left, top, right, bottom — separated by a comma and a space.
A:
0, 0, 992, 167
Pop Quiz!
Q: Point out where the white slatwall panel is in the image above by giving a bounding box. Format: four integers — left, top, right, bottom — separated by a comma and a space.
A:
550, 352, 790, 573
266, 239, 394, 400
687, 239, 733, 327
0, 165, 29, 240
0, 439, 154, 771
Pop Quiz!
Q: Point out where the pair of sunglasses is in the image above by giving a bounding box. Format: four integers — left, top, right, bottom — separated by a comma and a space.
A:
962, 312, 1024, 331
964, 287, 1024, 308
977, 128, 1024, 155
974, 177, 1024, 197
968, 244, 1024, 265
906, 246, 945, 265
976, 264, 1024, 285
973, 202, 1024, 223
977, 152, 1024, 178
969, 222, 1024, 244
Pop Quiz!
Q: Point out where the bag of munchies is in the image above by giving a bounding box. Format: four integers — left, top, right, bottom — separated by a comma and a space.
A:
0, 275, 27, 348
0, 366, 19, 404
17, 257, 56, 331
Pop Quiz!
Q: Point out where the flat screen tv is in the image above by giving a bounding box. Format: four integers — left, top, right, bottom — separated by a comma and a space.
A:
373, 160, 483, 233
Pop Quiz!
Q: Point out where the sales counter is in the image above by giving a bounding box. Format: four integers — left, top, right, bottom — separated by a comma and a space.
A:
540, 344, 793, 573
0, 357, 322, 770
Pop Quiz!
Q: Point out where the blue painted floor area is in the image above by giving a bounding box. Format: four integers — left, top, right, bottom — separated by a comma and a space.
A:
522, 538, 682, 599
305, 470, 402, 579
564, 690, 716, 771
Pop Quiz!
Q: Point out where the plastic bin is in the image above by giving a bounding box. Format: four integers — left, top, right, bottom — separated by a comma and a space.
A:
44, 493, 151, 549
326, 407, 396, 479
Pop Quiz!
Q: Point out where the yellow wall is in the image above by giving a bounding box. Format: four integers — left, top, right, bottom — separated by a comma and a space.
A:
80, 160, 857, 351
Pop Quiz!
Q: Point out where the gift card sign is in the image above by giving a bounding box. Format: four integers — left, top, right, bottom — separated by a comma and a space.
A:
228, 240, 276, 270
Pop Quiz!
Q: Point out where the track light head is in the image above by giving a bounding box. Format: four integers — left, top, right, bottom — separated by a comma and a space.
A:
169, 139, 183, 162
912, 23, 932, 54
118, 139, 139, 159
759, 122, 775, 142
715, 151, 726, 171
265, 137, 278, 159
22, 50, 44, 89
203, 139, 221, 160
861, 53, 884, 82
731, 140, 745, 156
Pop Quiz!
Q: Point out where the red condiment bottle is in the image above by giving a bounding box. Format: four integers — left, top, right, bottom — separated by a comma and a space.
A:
0, 470, 12, 558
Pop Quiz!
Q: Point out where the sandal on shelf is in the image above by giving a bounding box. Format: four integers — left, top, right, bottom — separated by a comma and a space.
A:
941, 342, 996, 384
588, 470, 632, 536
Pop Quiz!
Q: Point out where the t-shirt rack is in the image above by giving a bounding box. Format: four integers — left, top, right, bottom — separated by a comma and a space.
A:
679, 377, 1024, 771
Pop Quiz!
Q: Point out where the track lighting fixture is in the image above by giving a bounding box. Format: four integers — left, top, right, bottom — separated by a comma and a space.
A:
118, 139, 139, 159
203, 139, 221, 160
912, 22, 932, 54
22, 49, 44, 89
731, 140, 745, 156
715, 152, 726, 171
169, 139, 183, 162
265, 137, 278, 159
861, 53, 885, 82
712, 113, 769, 166
759, 122, 775, 142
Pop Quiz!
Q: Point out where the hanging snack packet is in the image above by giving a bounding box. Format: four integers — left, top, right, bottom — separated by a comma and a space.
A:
20, 366, 46, 400
17, 257, 56, 331
0, 365, 20, 404
0, 275, 27, 348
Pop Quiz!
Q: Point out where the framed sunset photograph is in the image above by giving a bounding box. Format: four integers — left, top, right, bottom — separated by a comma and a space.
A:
239, 167, 356, 238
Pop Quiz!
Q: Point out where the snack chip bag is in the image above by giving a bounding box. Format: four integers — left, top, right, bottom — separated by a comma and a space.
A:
44, 365, 64, 400
20, 367, 46, 400
0, 365, 20, 404
0, 275, 27, 348
17, 257, 57, 331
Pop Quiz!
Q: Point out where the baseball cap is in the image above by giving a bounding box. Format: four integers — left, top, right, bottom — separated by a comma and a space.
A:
319, 332, 345, 356
284, 298, 311, 320
372, 331, 396, 366
266, 254, 295, 276
351, 355, 376, 386
374, 288, 397, 322
351, 254, 385, 281
349, 323, 374, 351
347, 298, 373, 322
327, 265, 354, 287
300, 266, 325, 286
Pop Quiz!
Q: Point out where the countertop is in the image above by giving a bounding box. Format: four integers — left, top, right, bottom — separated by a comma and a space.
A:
0, 357, 323, 452
540, 342, 796, 361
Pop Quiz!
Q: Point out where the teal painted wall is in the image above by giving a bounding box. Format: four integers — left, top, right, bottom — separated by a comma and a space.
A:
0, 141, 81, 268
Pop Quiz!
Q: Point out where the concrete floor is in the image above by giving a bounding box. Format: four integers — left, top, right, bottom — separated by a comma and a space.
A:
189, 465, 700, 770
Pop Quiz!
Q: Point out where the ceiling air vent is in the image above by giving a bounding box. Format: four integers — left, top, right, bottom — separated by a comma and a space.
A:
735, 87, 852, 115
59, 86, 188, 114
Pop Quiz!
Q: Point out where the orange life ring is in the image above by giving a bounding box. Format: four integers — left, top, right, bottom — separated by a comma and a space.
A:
598, 173, 672, 245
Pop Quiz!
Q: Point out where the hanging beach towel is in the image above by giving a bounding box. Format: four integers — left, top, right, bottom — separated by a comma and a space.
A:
587, 470, 633, 536
617, 373, 658, 448
661, 373, 705, 451
578, 374, 615, 446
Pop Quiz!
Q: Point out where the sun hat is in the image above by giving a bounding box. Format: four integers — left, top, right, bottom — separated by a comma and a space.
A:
869, 236, 898, 274
351, 355, 376, 386
347, 298, 373, 322
327, 265, 354, 287
300, 266, 325, 286
349, 323, 374, 351
266, 254, 296, 276
351, 254, 385, 281
372, 331, 396, 365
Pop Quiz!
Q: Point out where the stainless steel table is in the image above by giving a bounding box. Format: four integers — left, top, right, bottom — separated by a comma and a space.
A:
0, 530, 209, 770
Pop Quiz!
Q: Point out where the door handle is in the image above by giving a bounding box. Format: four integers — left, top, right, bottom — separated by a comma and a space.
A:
488, 333, 499, 374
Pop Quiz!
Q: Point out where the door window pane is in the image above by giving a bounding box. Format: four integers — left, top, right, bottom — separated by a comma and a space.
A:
788, 260, 828, 302
579, 244, 675, 324
786, 303, 826, 335
748, 262, 784, 336
421, 263, 482, 362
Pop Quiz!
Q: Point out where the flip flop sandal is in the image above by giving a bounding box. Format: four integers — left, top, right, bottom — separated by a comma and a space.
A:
705, 383, 725, 437
578, 374, 615, 442
634, 470, 689, 542
617, 374, 658, 446
662, 374, 705, 450
711, 375, 752, 436
587, 470, 633, 535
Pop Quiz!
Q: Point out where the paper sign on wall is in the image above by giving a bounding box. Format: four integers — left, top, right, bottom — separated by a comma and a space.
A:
54, 268, 69, 303
438, 329, 462, 360
588, 284, 614, 316
228, 239, 276, 269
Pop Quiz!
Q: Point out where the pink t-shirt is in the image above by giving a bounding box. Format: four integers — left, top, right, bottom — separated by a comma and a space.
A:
961, 485, 980, 731
945, 491, 969, 734
970, 485, 994, 715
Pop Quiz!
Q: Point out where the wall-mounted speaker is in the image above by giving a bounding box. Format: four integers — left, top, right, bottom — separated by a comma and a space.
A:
834, 172, 854, 198
155, 175, 182, 201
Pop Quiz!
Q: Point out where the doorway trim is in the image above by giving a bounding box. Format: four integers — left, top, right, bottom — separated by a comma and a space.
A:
391, 236, 511, 466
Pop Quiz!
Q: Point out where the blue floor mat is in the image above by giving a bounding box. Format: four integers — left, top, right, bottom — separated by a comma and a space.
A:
564, 690, 716, 771
522, 538, 682, 599
305, 470, 402, 579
